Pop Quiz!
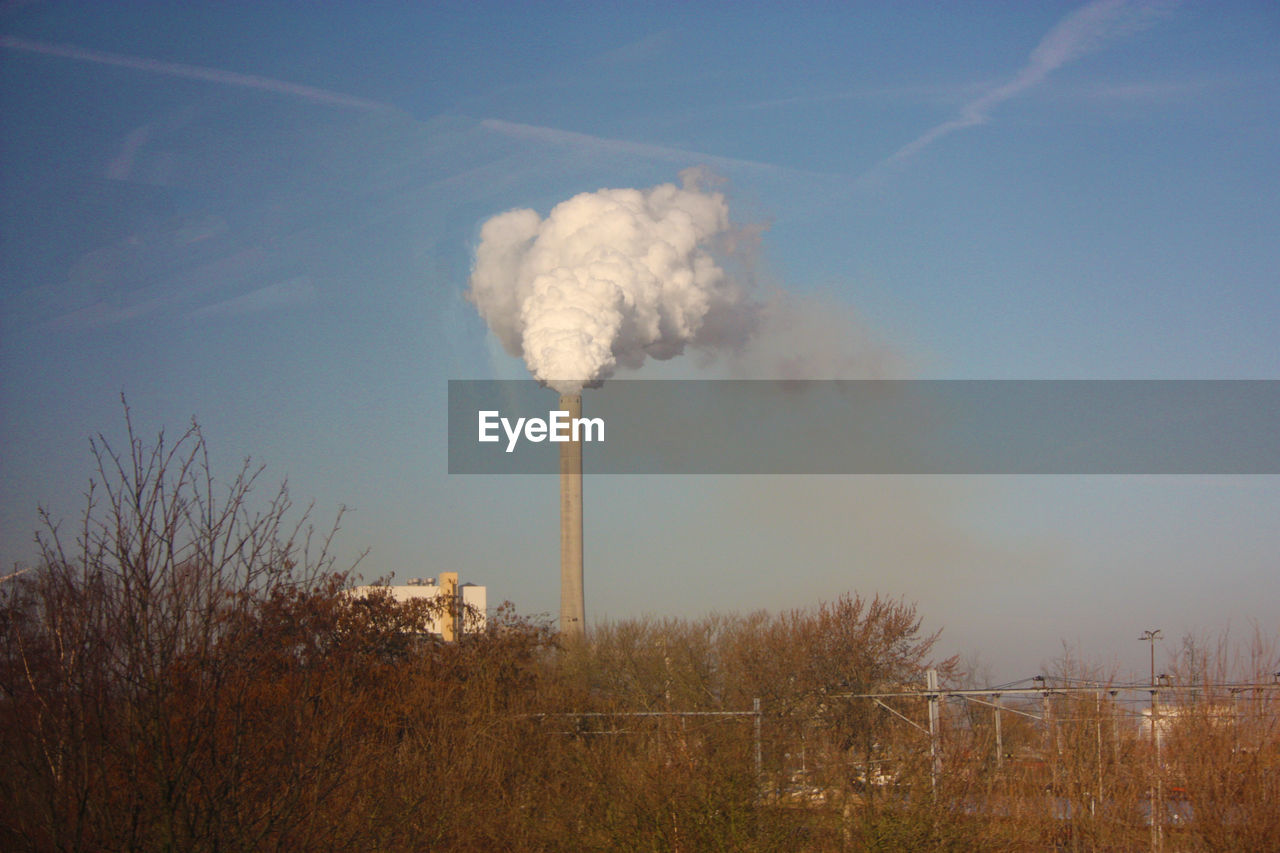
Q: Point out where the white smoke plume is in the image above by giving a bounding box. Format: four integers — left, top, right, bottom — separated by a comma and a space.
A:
467, 169, 755, 392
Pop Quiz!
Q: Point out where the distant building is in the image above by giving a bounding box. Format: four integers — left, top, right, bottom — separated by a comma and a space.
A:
353, 572, 487, 640
1140, 702, 1234, 748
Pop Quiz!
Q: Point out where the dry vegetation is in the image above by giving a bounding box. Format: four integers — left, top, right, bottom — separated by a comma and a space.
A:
2, 416, 1277, 851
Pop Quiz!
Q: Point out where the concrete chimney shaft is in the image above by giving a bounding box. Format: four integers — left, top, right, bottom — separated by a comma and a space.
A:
438, 571, 458, 642
559, 392, 585, 640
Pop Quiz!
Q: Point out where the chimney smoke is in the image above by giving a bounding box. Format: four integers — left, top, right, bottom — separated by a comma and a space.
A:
466, 170, 755, 393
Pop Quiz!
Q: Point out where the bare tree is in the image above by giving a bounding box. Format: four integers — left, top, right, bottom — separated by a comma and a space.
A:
0, 402, 358, 850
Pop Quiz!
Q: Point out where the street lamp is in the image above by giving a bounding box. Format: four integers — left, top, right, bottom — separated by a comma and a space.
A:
1139, 629, 1163, 686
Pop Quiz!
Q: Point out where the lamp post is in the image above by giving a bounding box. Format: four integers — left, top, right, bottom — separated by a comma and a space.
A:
1139, 629, 1163, 686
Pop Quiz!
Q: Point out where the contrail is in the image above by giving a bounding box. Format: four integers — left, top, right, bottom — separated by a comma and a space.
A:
0, 35, 390, 111
480, 118, 833, 180
878, 0, 1172, 169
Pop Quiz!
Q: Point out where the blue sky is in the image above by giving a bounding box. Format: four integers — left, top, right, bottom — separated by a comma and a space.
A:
2, 1, 1277, 680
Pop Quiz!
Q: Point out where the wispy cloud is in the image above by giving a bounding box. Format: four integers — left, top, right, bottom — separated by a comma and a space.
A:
25, 240, 290, 332
46, 295, 168, 330
480, 118, 836, 180
1070, 73, 1239, 103
592, 30, 674, 67
876, 0, 1174, 170
189, 276, 317, 320
105, 124, 152, 180
0, 35, 391, 111
738, 80, 994, 114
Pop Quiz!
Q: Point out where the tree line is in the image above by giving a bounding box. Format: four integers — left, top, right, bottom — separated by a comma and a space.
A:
3, 413, 1275, 851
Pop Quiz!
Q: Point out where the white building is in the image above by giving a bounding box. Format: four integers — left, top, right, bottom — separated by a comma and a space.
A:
354, 572, 487, 640
1140, 702, 1234, 748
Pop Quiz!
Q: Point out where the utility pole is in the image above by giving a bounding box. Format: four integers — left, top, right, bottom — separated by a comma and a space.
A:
1232, 689, 1241, 754
1150, 682, 1163, 853
1095, 691, 1103, 817
926, 669, 940, 794
1038, 676, 1058, 806
753, 697, 762, 785
1140, 629, 1163, 686
1111, 690, 1120, 763
992, 693, 1003, 769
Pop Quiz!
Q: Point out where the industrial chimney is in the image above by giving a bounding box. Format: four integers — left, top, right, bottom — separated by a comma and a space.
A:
559, 392, 585, 640
438, 571, 459, 642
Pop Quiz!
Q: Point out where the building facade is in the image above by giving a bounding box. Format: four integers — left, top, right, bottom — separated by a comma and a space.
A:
354, 572, 487, 640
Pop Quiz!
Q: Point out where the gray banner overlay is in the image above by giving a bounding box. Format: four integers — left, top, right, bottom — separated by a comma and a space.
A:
448, 380, 1280, 475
